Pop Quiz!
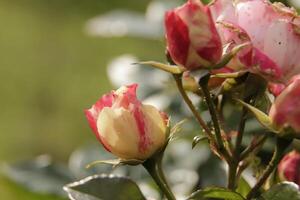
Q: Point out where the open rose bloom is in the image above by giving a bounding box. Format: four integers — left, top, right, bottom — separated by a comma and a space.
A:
211, 0, 300, 83
165, 0, 300, 83
85, 84, 168, 160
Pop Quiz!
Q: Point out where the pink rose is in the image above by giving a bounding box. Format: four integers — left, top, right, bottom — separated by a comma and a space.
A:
85, 84, 168, 160
165, 0, 222, 70
211, 0, 300, 82
269, 75, 300, 133
278, 150, 300, 185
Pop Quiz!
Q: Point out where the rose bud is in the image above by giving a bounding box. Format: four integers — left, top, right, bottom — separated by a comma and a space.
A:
165, 0, 222, 70
269, 75, 300, 134
85, 84, 168, 160
278, 150, 300, 185
268, 83, 286, 97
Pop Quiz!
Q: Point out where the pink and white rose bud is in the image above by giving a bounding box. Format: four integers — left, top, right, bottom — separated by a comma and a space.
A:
85, 84, 168, 160
210, 0, 300, 83
278, 150, 300, 185
269, 75, 300, 133
165, 0, 222, 70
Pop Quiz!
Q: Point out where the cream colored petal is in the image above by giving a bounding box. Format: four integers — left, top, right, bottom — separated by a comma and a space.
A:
141, 104, 167, 157
97, 107, 140, 159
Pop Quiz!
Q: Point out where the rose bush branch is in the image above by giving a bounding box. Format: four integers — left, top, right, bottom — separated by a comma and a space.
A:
198, 73, 231, 161
246, 138, 292, 200
164, 0, 300, 196
240, 135, 268, 161
234, 106, 248, 158
227, 106, 249, 190
173, 73, 214, 141
229, 74, 267, 189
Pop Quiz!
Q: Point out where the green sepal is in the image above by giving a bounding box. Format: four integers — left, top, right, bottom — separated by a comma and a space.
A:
236, 99, 279, 133
210, 42, 250, 70
168, 119, 186, 141
137, 61, 185, 74
212, 71, 247, 79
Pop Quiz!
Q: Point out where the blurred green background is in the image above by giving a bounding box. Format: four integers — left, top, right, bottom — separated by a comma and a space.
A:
0, 0, 165, 199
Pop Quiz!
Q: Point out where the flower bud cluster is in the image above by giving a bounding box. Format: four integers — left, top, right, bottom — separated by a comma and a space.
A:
165, 0, 300, 83
165, 0, 300, 136
85, 0, 300, 163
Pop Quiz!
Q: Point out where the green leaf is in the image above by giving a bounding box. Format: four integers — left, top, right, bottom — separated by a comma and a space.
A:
86, 159, 144, 169
236, 177, 251, 198
188, 187, 245, 200
1, 155, 73, 196
258, 182, 300, 200
64, 174, 146, 200
236, 99, 278, 133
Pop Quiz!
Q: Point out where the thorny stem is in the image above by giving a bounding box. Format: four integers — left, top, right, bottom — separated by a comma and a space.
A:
235, 73, 265, 158
229, 73, 266, 190
235, 107, 248, 157
229, 98, 250, 190
173, 74, 213, 140
199, 74, 231, 162
228, 161, 239, 190
169, 57, 282, 196
240, 135, 268, 160
235, 135, 268, 182
246, 138, 292, 200
236, 160, 249, 180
